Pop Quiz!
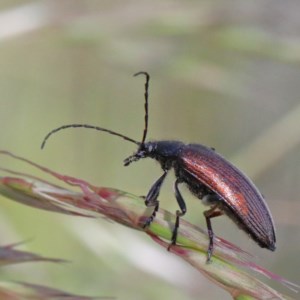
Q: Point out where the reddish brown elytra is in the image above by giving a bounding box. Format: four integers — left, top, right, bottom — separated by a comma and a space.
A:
41, 72, 276, 262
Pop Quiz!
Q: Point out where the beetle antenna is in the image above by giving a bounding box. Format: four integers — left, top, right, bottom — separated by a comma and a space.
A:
134, 71, 150, 146
41, 72, 150, 150
41, 124, 140, 149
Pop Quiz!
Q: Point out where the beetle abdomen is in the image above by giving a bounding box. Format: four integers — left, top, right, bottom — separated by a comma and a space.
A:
177, 144, 276, 251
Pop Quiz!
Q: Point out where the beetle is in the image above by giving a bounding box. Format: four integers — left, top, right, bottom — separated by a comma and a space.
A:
41, 71, 276, 262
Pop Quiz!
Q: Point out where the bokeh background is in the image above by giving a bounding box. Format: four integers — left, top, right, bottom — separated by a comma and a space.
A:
0, 1, 300, 299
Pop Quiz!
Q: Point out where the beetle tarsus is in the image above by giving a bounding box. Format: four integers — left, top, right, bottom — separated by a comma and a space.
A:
167, 180, 187, 249
171, 228, 177, 245
143, 200, 159, 228
168, 210, 183, 248
204, 203, 223, 263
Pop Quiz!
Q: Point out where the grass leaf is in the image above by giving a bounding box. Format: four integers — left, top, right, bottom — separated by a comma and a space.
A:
0, 150, 298, 300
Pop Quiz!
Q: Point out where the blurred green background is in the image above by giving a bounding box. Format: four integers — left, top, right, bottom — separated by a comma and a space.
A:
0, 1, 300, 299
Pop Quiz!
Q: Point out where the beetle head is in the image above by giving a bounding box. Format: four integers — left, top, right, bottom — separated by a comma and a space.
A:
124, 140, 184, 170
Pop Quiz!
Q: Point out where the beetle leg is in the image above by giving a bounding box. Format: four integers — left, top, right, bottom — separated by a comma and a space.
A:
143, 171, 168, 228
168, 179, 187, 250
203, 202, 223, 263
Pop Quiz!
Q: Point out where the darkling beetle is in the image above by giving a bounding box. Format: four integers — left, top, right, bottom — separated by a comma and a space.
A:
41, 72, 276, 262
